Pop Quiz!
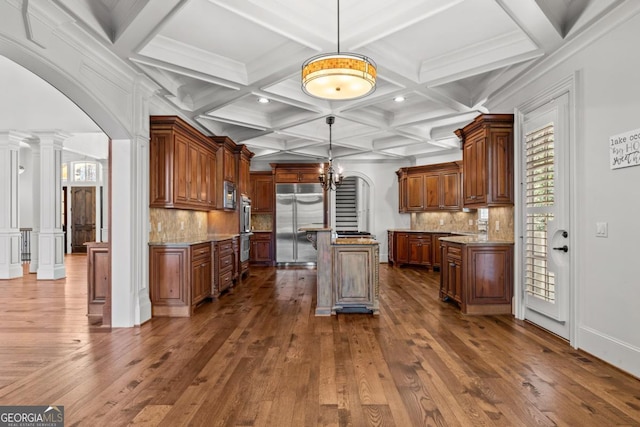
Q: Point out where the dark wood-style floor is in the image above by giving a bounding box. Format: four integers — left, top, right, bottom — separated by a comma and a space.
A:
1, 255, 639, 426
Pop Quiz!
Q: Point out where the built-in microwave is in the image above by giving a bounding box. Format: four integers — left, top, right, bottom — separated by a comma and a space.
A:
223, 181, 236, 210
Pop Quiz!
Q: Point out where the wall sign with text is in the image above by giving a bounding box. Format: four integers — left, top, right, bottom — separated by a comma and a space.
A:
610, 127, 640, 169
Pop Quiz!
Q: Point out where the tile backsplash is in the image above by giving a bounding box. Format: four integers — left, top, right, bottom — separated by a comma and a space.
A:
149, 208, 208, 242
412, 211, 477, 232
487, 206, 514, 241
251, 213, 273, 231
412, 206, 514, 241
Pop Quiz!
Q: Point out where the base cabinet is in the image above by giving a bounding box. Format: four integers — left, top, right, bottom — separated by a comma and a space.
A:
332, 243, 379, 315
86, 242, 110, 327
213, 238, 235, 296
150, 242, 212, 317
250, 232, 274, 265
388, 230, 450, 270
440, 240, 513, 314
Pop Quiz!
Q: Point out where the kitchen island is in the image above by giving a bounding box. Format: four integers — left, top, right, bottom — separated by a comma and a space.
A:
301, 228, 380, 316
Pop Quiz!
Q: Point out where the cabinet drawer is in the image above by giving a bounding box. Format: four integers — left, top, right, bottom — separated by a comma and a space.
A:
192, 243, 211, 260
219, 270, 233, 290
220, 253, 233, 269
446, 244, 462, 260
218, 241, 233, 253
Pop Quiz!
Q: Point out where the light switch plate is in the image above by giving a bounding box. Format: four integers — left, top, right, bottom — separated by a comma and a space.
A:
596, 222, 608, 237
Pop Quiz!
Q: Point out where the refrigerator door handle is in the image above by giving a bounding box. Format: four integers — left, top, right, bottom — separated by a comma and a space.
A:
292, 194, 297, 260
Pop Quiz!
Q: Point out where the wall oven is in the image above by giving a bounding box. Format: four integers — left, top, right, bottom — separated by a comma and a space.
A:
240, 195, 251, 233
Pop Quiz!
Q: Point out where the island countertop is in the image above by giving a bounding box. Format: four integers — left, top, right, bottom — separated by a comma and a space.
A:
438, 235, 514, 245
332, 237, 379, 245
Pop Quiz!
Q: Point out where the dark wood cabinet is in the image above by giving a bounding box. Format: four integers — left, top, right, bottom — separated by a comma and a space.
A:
439, 239, 513, 314
150, 116, 218, 211
149, 242, 212, 317
86, 242, 110, 326
250, 172, 274, 213
455, 114, 514, 208
213, 238, 235, 296
408, 234, 432, 267
250, 232, 274, 265
191, 243, 212, 307
272, 163, 323, 183
395, 169, 408, 213
431, 233, 449, 270
440, 241, 463, 304
394, 232, 410, 265
210, 136, 238, 210
389, 230, 450, 270
396, 162, 462, 212
237, 145, 253, 197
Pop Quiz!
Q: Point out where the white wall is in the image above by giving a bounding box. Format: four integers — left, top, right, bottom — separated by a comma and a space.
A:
489, 10, 640, 376
340, 160, 411, 262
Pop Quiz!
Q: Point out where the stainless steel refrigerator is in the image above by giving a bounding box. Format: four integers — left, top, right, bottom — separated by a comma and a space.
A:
276, 183, 324, 264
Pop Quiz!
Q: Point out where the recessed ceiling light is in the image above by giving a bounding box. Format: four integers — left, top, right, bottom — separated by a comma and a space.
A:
257, 97, 270, 104
394, 96, 405, 103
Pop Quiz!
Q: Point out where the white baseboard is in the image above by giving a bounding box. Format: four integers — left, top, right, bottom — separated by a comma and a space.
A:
579, 326, 640, 378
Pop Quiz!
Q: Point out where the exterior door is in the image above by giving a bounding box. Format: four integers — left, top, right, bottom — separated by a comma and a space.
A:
521, 93, 571, 339
71, 187, 96, 253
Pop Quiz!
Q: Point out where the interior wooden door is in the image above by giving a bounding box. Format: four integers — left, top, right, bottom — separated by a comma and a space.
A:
71, 187, 96, 253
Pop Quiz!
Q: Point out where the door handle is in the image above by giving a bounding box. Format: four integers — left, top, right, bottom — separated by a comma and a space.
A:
553, 245, 568, 253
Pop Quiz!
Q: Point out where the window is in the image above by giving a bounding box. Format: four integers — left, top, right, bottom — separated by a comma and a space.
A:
72, 162, 97, 182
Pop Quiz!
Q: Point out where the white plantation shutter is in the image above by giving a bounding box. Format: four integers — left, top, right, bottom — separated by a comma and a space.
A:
525, 123, 555, 303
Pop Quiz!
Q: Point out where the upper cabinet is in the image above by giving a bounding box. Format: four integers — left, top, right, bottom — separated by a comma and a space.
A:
210, 136, 237, 184
211, 136, 253, 210
397, 162, 462, 212
455, 114, 514, 208
250, 171, 274, 213
150, 116, 218, 211
237, 145, 253, 196
272, 163, 323, 183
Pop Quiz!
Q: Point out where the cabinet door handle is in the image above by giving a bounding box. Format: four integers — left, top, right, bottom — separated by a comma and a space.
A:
449, 263, 456, 267
553, 245, 568, 253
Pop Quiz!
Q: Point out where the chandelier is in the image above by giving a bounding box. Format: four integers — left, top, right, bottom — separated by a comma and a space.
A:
319, 116, 343, 191
301, 0, 376, 100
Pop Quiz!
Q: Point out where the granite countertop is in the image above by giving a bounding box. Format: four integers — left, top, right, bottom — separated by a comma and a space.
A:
149, 233, 241, 246
388, 228, 481, 236
439, 235, 514, 245
332, 237, 379, 245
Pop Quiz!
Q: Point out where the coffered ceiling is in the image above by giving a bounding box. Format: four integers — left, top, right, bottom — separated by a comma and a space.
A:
52, 0, 623, 162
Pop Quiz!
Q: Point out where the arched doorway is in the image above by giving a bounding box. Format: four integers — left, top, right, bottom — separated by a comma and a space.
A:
0, 24, 153, 326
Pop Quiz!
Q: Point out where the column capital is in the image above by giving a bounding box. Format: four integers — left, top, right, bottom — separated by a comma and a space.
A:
32, 131, 72, 147
0, 131, 32, 146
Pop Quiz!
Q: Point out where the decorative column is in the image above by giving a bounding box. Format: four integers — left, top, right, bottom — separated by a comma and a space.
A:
27, 138, 40, 273
0, 131, 29, 279
36, 132, 68, 280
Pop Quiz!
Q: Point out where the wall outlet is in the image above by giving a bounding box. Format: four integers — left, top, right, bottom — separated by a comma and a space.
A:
596, 222, 608, 237
469, 219, 474, 226
439, 219, 444, 225
157, 222, 161, 232
180, 221, 184, 230
495, 220, 500, 231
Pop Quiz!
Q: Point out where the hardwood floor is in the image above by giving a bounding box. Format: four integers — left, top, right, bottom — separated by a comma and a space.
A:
1, 256, 639, 426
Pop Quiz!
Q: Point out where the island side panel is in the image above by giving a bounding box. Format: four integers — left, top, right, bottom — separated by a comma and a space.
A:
315, 230, 333, 316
